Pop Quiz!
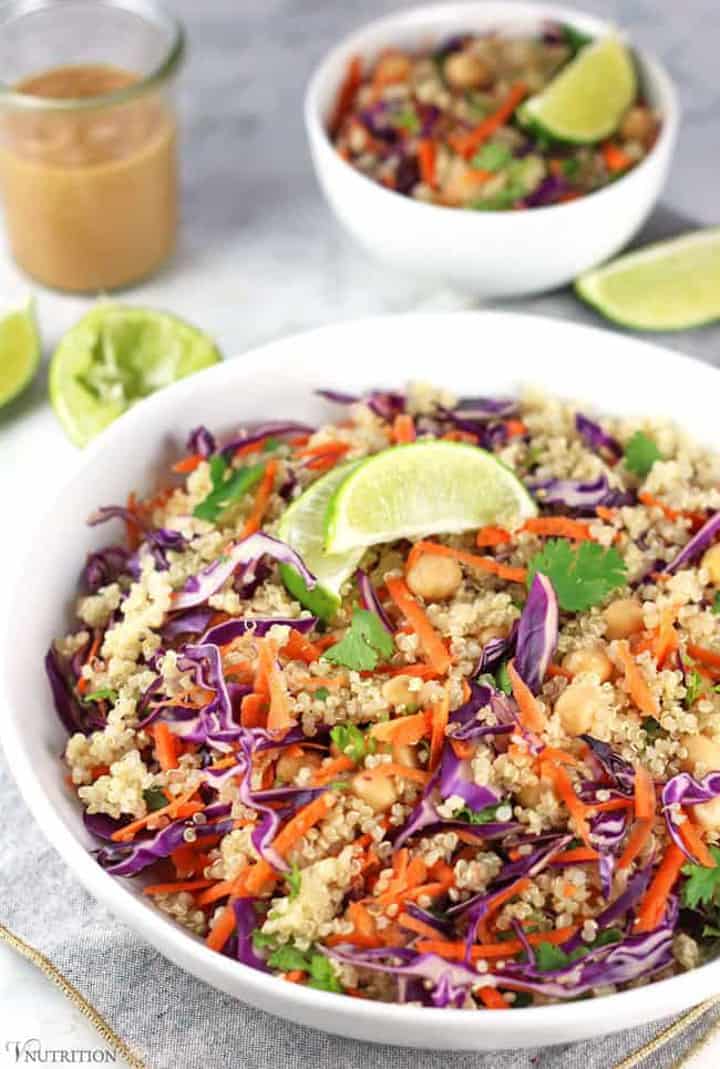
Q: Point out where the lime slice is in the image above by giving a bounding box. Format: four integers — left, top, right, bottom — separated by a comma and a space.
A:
0, 299, 41, 408
325, 441, 537, 554
576, 229, 720, 330
278, 461, 364, 620
49, 304, 222, 446
520, 36, 636, 143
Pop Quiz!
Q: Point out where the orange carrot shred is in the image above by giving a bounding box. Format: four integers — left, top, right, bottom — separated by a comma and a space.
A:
635, 843, 686, 932
206, 903, 237, 951
523, 517, 594, 542
241, 459, 278, 538
616, 641, 660, 718
429, 691, 449, 771
507, 661, 547, 733
172, 453, 203, 474
476, 526, 511, 547
392, 413, 416, 444
385, 575, 451, 675
153, 722, 179, 772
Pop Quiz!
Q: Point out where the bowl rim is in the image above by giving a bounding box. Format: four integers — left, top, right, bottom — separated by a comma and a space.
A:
3, 310, 720, 1043
303, 0, 680, 220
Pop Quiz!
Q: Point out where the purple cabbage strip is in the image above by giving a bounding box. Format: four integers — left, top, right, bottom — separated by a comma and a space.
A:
477, 622, 516, 675
98, 817, 234, 877
219, 422, 313, 459
233, 898, 269, 970
562, 867, 652, 956
174, 532, 317, 610
575, 413, 623, 460
666, 512, 720, 575
529, 474, 633, 514
84, 545, 131, 592
514, 572, 558, 695
449, 398, 517, 421
581, 736, 636, 796
316, 389, 358, 405
356, 569, 393, 634
45, 646, 103, 736
186, 425, 216, 457
163, 607, 216, 641
523, 174, 570, 208
662, 771, 720, 861
321, 946, 480, 1007
439, 745, 500, 811
200, 615, 318, 646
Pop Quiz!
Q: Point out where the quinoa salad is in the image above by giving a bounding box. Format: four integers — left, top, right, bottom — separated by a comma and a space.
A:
330, 25, 659, 210
49, 383, 720, 1010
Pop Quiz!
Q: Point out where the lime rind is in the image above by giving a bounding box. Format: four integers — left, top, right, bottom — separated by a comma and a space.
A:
49, 304, 222, 447
278, 461, 364, 620
0, 298, 41, 408
520, 36, 636, 144
575, 228, 720, 331
324, 440, 537, 554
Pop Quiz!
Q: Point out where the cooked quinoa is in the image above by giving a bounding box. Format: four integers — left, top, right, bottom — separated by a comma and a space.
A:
50, 384, 720, 1009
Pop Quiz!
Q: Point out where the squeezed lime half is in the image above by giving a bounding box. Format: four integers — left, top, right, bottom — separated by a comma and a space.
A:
49, 304, 222, 446
0, 299, 40, 408
520, 36, 636, 143
324, 441, 537, 554
576, 229, 720, 330
278, 460, 364, 620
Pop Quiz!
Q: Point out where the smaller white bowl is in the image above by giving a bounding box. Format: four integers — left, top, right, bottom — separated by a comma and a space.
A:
304, 2, 679, 298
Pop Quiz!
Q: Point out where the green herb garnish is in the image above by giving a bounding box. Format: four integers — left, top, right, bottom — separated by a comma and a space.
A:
682, 848, 720, 909
685, 669, 706, 707
323, 608, 394, 672
642, 716, 664, 740
495, 661, 513, 695
251, 930, 277, 950
471, 141, 512, 172
391, 108, 420, 134
313, 686, 330, 701
193, 454, 265, 522
82, 687, 118, 704
267, 944, 343, 992
287, 864, 302, 901
534, 942, 574, 971
142, 787, 168, 812
527, 539, 627, 612
330, 723, 375, 762
561, 157, 581, 179
458, 802, 504, 825
562, 23, 593, 54
624, 432, 662, 478
713, 593, 720, 616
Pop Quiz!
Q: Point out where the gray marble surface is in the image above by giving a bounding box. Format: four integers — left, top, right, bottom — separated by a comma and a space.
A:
1, 1, 720, 1063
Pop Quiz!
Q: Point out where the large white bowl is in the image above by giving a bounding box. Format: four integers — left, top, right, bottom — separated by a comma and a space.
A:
304, 2, 679, 298
2, 313, 719, 1050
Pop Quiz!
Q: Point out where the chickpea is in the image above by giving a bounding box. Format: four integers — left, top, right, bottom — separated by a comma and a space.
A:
604, 598, 645, 640
692, 797, 720, 833
680, 733, 720, 776
374, 51, 411, 85
619, 106, 655, 144
391, 742, 419, 769
702, 544, 720, 585
517, 782, 541, 808
352, 771, 398, 812
554, 683, 605, 737
276, 749, 322, 784
406, 553, 462, 602
444, 50, 493, 90
562, 644, 613, 683
382, 674, 419, 708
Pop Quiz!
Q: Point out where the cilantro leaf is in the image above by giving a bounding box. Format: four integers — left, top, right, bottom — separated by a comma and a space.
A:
495, 661, 512, 695
561, 157, 581, 179
682, 848, 720, 909
323, 608, 394, 671
527, 540, 627, 612
591, 927, 623, 949
193, 456, 265, 523
251, 929, 276, 950
391, 108, 420, 134
642, 716, 664, 740
713, 593, 720, 616
471, 141, 512, 172
702, 924, 720, 939
287, 864, 302, 901
330, 723, 374, 762
624, 432, 662, 478
313, 686, 330, 701
267, 945, 310, 972
143, 787, 169, 812
82, 687, 118, 704
534, 942, 572, 971
562, 23, 593, 54
458, 802, 504, 825
685, 668, 706, 707
308, 954, 343, 993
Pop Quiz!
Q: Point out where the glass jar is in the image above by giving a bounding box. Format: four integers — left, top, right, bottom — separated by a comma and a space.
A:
0, 0, 184, 292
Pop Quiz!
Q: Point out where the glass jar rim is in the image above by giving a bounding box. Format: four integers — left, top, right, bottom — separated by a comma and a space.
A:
0, 0, 184, 110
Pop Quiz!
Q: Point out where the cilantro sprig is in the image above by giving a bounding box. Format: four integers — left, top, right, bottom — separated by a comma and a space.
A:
624, 431, 662, 478
323, 608, 394, 672
682, 848, 720, 910
82, 687, 118, 704
267, 944, 343, 992
193, 454, 265, 523
533, 928, 622, 971
527, 539, 627, 612
458, 802, 505, 825
287, 864, 302, 901
330, 723, 375, 762
143, 787, 169, 812
471, 141, 512, 172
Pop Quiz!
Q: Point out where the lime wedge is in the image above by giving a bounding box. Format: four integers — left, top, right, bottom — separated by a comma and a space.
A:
49, 304, 222, 446
520, 36, 636, 143
0, 299, 41, 408
278, 461, 364, 620
576, 229, 720, 330
325, 441, 537, 554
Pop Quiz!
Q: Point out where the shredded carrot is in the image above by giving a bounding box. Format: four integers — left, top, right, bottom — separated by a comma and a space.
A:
329, 55, 363, 136
687, 643, 720, 670
588, 798, 634, 813
476, 526, 511, 547
406, 541, 527, 584
385, 576, 451, 675
478, 987, 510, 1009
417, 139, 436, 186
298, 440, 350, 460
617, 819, 653, 872
596, 506, 617, 522
679, 815, 717, 869
504, 419, 527, 438
273, 791, 335, 855
415, 925, 581, 963
293, 674, 348, 691
241, 459, 278, 538
634, 764, 656, 822
359, 763, 429, 785
652, 604, 678, 667
546, 663, 573, 681
602, 141, 633, 173
552, 848, 600, 864
143, 879, 212, 895
153, 722, 179, 772
172, 453, 203, 474
311, 755, 355, 785
258, 638, 294, 734
125, 492, 142, 551
540, 761, 591, 847
450, 738, 476, 761
111, 785, 202, 842
281, 630, 322, 664
369, 710, 432, 746
398, 911, 443, 940
429, 691, 449, 771
616, 641, 660, 718
206, 902, 237, 952
392, 412, 416, 444
241, 692, 266, 728
195, 877, 242, 907
635, 843, 686, 932
449, 83, 527, 158
507, 661, 547, 733
523, 517, 593, 541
